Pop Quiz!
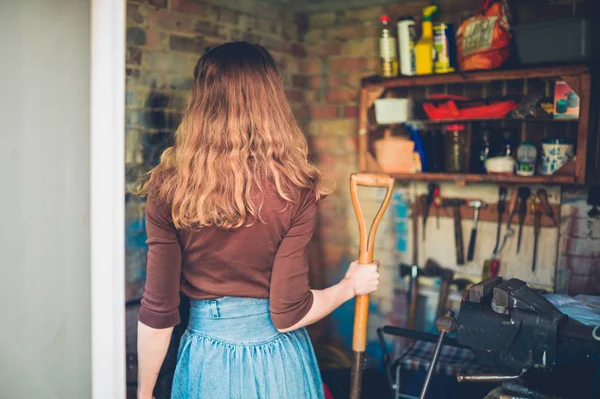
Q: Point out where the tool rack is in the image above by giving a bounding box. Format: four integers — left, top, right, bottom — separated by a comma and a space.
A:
358, 64, 598, 185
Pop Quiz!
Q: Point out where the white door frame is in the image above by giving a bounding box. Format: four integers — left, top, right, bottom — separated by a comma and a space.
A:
90, 0, 126, 398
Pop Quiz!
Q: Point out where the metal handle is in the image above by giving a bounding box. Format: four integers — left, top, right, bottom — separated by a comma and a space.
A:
467, 228, 477, 262
453, 207, 465, 265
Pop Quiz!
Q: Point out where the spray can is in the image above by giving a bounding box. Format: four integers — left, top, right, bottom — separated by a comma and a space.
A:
397, 17, 416, 76
433, 22, 455, 74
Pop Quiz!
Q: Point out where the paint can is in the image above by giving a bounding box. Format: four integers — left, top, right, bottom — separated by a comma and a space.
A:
433, 22, 455, 74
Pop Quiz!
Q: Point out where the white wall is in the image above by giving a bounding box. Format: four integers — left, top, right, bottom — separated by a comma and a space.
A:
0, 0, 92, 398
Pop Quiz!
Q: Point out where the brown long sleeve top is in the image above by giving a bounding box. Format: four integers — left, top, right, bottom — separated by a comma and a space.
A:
138, 187, 317, 330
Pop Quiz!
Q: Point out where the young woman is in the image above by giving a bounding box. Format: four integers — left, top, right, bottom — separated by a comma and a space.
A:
136, 41, 380, 399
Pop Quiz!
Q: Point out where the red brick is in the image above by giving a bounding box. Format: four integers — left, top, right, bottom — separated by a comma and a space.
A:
286, 89, 304, 103
291, 43, 308, 58
145, 30, 166, 47
194, 20, 227, 40
329, 57, 366, 72
169, 35, 205, 54
346, 136, 359, 152
218, 8, 239, 25
310, 105, 339, 119
292, 74, 312, 89
327, 25, 365, 41
308, 43, 342, 57
364, 24, 380, 38
171, 0, 217, 17
310, 136, 337, 153
310, 76, 322, 89
326, 88, 358, 103
326, 75, 342, 88
365, 57, 379, 73
343, 106, 358, 119
291, 105, 309, 120
346, 73, 362, 89
304, 90, 318, 103
341, 38, 378, 56
344, 6, 385, 22
309, 12, 337, 28
301, 59, 322, 74
385, 1, 430, 18
146, 9, 195, 33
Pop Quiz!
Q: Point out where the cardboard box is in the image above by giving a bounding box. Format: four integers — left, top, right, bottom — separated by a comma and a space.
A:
553, 80, 580, 119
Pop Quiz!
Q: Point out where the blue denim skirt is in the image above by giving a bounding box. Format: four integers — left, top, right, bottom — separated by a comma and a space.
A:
171, 297, 325, 399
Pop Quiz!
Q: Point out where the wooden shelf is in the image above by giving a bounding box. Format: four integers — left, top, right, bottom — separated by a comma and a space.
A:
358, 63, 594, 185
384, 172, 576, 185
361, 64, 589, 89
376, 118, 578, 126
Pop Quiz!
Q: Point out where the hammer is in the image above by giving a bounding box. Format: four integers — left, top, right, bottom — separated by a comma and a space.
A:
441, 199, 466, 265
467, 200, 487, 262
423, 258, 455, 317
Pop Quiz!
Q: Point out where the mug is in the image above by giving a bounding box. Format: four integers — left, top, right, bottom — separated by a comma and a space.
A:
541, 139, 574, 175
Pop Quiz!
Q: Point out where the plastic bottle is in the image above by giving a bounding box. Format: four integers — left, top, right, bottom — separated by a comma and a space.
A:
397, 17, 416, 76
415, 5, 438, 75
406, 122, 427, 173
378, 15, 398, 78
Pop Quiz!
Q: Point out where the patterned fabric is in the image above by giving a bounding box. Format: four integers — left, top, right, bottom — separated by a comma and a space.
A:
397, 340, 488, 376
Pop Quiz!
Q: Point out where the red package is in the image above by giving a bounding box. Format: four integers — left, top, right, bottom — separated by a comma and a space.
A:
456, 0, 512, 71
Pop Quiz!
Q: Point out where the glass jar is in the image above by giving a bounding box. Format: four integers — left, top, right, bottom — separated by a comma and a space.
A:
444, 124, 467, 172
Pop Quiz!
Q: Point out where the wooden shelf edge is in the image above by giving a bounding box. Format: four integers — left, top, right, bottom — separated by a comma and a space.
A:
361, 64, 590, 89
367, 172, 578, 185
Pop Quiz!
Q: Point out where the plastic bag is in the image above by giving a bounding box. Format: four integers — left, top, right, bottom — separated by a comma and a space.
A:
456, 0, 512, 71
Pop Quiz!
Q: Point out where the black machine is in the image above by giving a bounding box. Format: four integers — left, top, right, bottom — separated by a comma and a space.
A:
452, 277, 600, 398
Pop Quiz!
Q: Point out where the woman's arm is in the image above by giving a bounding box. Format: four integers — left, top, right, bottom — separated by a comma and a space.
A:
137, 193, 183, 397
269, 190, 380, 332
137, 323, 173, 399
277, 261, 379, 333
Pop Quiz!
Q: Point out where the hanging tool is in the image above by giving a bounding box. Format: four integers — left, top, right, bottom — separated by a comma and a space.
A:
498, 188, 519, 255
349, 173, 395, 399
492, 187, 507, 255
532, 196, 542, 272
516, 187, 531, 254
423, 258, 455, 317
536, 189, 557, 226
467, 200, 487, 262
422, 183, 438, 240
400, 263, 419, 330
433, 185, 442, 229
419, 310, 457, 399
441, 198, 466, 265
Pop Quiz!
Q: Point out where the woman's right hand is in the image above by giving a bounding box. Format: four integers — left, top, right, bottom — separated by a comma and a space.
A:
343, 260, 380, 296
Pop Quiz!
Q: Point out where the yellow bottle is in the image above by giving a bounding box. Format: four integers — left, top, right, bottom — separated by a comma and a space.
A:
415, 5, 438, 75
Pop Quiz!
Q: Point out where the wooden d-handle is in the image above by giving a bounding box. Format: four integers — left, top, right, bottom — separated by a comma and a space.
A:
349, 173, 394, 351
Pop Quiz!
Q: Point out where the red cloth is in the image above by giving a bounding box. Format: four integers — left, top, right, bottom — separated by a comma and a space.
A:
324, 383, 333, 399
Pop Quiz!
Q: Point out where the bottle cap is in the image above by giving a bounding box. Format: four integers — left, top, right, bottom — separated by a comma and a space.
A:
445, 124, 466, 132
380, 15, 390, 23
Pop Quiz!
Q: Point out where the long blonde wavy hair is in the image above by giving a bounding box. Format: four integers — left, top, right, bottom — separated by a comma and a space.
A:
136, 42, 331, 230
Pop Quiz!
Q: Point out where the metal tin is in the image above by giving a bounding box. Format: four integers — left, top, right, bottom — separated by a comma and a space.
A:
433, 23, 455, 74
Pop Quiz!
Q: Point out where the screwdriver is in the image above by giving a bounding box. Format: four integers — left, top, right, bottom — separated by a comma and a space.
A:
516, 187, 532, 254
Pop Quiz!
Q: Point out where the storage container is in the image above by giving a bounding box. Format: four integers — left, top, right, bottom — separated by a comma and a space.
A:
444, 124, 468, 172
512, 19, 592, 65
374, 98, 413, 124
374, 136, 415, 173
